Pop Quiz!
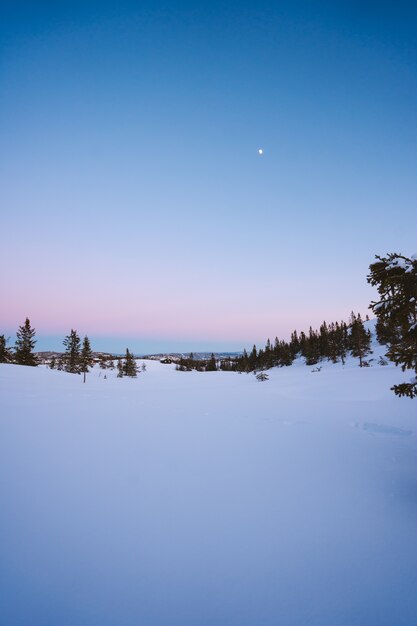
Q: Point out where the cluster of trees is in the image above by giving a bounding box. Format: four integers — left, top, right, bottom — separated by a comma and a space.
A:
368, 253, 417, 398
173, 313, 371, 374
0, 319, 141, 381
49, 329, 94, 379
176, 353, 218, 372
117, 349, 139, 378
0, 318, 38, 366
97, 354, 116, 370
232, 312, 371, 373
52, 334, 140, 379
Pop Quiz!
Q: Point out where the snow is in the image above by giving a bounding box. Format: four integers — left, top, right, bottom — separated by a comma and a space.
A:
387, 256, 416, 273
1, 353, 417, 626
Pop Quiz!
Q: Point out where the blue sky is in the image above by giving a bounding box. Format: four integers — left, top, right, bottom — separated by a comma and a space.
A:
1, 1, 417, 352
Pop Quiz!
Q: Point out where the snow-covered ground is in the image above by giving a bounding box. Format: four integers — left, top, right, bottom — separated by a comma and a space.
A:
1, 352, 417, 625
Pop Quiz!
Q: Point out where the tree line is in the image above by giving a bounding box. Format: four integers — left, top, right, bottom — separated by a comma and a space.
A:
232, 312, 372, 373
172, 312, 371, 374
0, 319, 140, 379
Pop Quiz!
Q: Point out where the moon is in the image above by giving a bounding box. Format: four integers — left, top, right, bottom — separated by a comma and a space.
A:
258, 148, 263, 155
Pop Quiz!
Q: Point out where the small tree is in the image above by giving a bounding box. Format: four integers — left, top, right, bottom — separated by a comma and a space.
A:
80, 336, 94, 382
123, 349, 137, 377
49, 356, 56, 369
63, 329, 81, 373
0, 335, 12, 363
117, 359, 124, 378
14, 318, 38, 366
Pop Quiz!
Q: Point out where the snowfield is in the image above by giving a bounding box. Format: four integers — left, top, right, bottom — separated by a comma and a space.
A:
1, 355, 417, 626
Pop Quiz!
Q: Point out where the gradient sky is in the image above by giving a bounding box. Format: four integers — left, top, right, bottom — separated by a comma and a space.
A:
1, 1, 417, 353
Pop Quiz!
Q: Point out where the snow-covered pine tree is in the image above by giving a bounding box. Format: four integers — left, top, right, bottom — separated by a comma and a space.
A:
368, 253, 417, 398
14, 318, 38, 366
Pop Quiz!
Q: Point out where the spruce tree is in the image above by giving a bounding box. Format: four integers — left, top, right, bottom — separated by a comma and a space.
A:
0, 335, 12, 363
14, 318, 38, 366
368, 253, 417, 398
290, 331, 300, 358
80, 336, 94, 381
117, 359, 124, 378
349, 312, 371, 367
63, 329, 81, 373
304, 327, 320, 365
123, 349, 137, 377
248, 345, 258, 370
49, 356, 56, 369
319, 322, 329, 359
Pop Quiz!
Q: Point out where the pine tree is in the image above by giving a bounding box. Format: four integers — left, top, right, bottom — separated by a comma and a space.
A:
248, 345, 258, 370
319, 322, 329, 359
0, 334, 12, 363
368, 253, 417, 398
299, 331, 307, 357
80, 336, 94, 381
123, 349, 137, 377
63, 329, 81, 373
304, 327, 320, 365
329, 322, 348, 364
117, 359, 124, 378
349, 312, 371, 367
14, 318, 38, 366
49, 356, 56, 369
290, 331, 300, 358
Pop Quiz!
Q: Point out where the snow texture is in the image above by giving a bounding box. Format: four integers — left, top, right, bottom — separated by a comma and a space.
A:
1, 351, 417, 625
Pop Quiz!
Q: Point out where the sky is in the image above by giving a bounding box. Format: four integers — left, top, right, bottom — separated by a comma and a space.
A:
1, 1, 417, 353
